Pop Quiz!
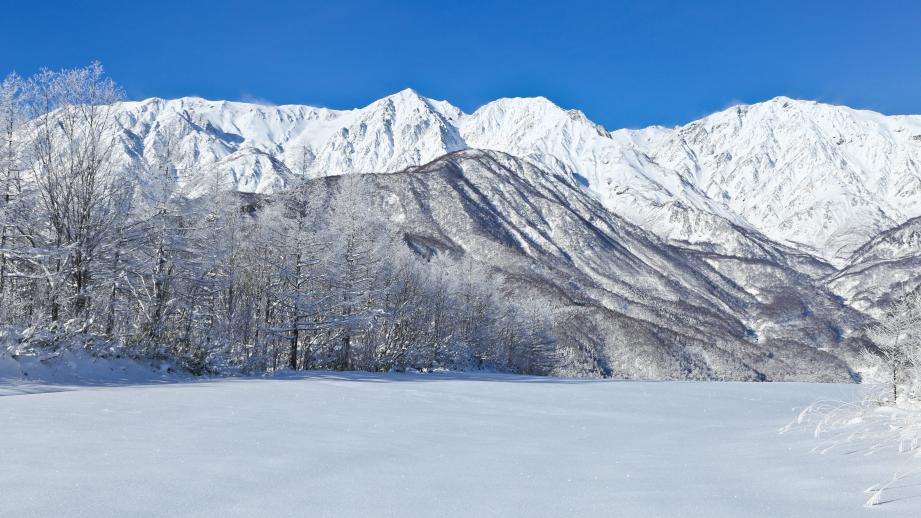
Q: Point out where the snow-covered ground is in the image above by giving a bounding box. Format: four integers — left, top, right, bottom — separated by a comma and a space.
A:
1, 373, 918, 517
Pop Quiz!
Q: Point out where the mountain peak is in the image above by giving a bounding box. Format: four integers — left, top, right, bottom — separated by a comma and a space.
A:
704, 96, 818, 121
372, 88, 441, 109
386, 87, 423, 99
366, 88, 464, 121
481, 96, 564, 112
764, 95, 808, 105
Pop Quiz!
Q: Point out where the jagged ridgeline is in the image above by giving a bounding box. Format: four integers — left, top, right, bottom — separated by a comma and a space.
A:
5, 64, 920, 380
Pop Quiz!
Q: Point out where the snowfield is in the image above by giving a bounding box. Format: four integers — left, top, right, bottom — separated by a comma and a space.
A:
1, 374, 918, 517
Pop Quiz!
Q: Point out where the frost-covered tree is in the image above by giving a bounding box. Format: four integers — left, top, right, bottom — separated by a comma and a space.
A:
323, 175, 383, 370
268, 184, 334, 370
0, 72, 24, 313
15, 63, 132, 326
865, 291, 921, 402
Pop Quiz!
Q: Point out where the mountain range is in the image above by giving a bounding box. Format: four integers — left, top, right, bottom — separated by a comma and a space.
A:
113, 90, 921, 260
100, 90, 921, 379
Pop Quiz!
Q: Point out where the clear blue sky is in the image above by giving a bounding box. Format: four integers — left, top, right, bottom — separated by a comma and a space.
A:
3, 0, 920, 128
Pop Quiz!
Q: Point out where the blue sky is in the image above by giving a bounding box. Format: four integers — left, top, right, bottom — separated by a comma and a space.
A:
3, 0, 920, 128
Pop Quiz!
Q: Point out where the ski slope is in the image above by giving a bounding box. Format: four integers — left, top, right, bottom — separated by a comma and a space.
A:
1, 373, 918, 517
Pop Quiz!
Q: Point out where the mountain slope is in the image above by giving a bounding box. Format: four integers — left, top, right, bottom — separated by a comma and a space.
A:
634, 98, 921, 262
828, 215, 921, 315
290, 150, 860, 380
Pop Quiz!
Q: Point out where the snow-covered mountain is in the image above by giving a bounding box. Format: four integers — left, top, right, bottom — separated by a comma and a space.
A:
107, 90, 921, 269
112, 90, 465, 195
630, 98, 921, 263
460, 96, 921, 265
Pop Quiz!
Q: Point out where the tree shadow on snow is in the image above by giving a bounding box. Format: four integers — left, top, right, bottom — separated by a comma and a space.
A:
0, 369, 613, 397
258, 369, 613, 385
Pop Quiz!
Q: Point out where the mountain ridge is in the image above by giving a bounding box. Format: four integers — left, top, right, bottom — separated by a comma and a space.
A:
105, 90, 921, 269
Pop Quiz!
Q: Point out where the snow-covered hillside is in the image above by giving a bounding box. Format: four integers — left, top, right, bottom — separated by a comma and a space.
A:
104, 92, 921, 266
828, 216, 921, 314
1, 374, 916, 518
314, 150, 860, 380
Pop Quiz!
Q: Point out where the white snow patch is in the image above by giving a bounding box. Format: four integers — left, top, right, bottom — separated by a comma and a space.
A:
1, 373, 917, 517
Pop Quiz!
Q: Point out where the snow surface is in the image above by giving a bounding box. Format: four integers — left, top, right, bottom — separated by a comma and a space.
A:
1, 373, 918, 517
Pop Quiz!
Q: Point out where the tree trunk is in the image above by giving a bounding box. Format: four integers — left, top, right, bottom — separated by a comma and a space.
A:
289, 252, 301, 370
892, 361, 898, 402
105, 256, 120, 337
0, 225, 7, 309
289, 326, 299, 370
